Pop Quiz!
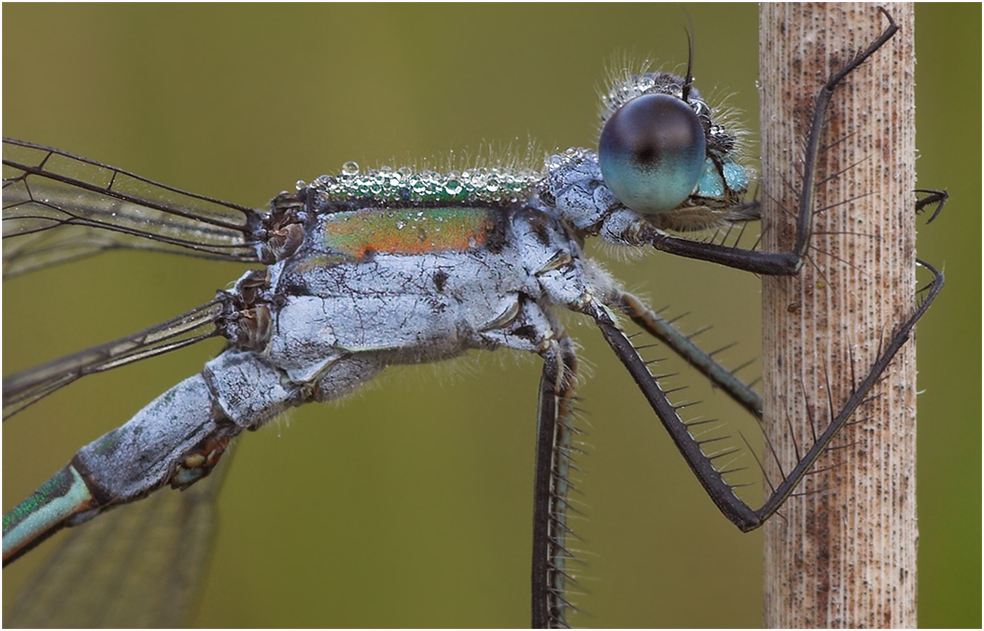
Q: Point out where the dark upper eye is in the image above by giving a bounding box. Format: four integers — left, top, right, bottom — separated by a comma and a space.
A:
598, 93, 706, 215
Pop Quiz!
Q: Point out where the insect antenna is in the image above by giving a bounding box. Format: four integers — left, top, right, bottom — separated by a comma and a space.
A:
681, 20, 695, 103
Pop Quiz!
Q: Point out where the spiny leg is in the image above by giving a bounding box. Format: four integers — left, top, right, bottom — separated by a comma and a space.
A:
532, 336, 580, 629
579, 260, 942, 532
584, 301, 757, 528
610, 178, 946, 425
614, 290, 762, 419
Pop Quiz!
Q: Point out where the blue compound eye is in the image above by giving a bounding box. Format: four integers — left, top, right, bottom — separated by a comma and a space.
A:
598, 94, 706, 215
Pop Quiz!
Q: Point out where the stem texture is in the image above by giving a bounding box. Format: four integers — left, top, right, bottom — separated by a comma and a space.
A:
760, 4, 918, 627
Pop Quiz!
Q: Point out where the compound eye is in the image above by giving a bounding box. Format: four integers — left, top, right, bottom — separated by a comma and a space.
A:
598, 94, 706, 215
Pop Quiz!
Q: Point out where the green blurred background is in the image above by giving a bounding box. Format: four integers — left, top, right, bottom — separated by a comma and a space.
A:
3, 4, 978, 627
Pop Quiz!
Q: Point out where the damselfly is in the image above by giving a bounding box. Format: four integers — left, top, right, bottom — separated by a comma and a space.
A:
1, 3, 960, 628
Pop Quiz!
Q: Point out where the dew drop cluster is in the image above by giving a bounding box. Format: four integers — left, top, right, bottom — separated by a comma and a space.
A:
308, 163, 543, 204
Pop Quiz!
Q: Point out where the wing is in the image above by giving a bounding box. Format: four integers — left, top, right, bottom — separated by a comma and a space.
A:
2, 138, 263, 278
2, 300, 228, 419
3, 457, 230, 628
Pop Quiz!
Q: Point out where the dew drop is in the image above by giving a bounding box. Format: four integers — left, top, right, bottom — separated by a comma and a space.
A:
341, 161, 360, 176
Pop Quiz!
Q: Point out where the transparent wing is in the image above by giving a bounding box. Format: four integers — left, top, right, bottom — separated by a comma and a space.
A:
3, 457, 230, 628
2, 300, 226, 419
2, 138, 263, 278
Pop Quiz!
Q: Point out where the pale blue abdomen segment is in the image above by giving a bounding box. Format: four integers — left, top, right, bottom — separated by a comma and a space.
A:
75, 375, 221, 499
2, 374, 227, 563
0, 350, 338, 564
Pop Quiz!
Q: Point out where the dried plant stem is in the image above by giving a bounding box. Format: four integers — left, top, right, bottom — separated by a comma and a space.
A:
760, 4, 918, 628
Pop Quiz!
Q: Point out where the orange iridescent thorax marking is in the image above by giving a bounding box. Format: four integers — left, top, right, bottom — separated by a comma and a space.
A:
323, 207, 493, 259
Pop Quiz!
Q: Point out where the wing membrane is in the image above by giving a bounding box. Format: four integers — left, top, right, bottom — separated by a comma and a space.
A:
2, 138, 263, 278
2, 300, 226, 419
